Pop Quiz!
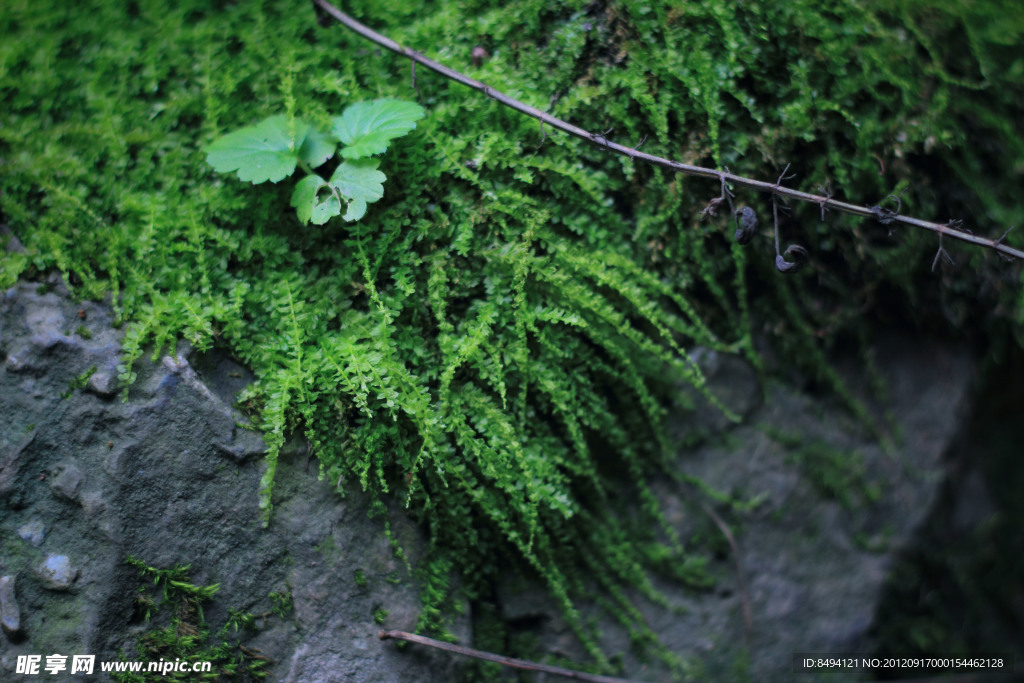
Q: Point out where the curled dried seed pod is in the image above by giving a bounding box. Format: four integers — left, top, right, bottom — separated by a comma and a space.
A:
734, 206, 757, 245
775, 245, 809, 273
701, 195, 724, 220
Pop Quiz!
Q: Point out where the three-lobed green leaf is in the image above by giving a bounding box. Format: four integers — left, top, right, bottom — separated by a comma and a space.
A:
297, 124, 336, 169
332, 99, 426, 159
289, 160, 385, 224
205, 100, 425, 225
329, 159, 385, 221
204, 116, 335, 184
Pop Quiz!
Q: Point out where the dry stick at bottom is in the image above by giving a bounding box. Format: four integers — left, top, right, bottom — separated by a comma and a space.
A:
701, 503, 752, 646
311, 0, 1024, 262
378, 630, 644, 683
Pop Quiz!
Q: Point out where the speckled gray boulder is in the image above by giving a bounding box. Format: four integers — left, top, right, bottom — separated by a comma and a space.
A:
499, 337, 974, 682
0, 279, 466, 681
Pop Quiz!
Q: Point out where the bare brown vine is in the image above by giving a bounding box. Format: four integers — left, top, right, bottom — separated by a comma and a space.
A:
311, 0, 1024, 265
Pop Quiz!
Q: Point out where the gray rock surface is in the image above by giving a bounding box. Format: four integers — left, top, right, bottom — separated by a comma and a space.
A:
672, 338, 971, 679
36, 555, 77, 591
500, 338, 974, 681
0, 576, 19, 636
16, 520, 45, 547
0, 277, 983, 682
0, 280, 466, 681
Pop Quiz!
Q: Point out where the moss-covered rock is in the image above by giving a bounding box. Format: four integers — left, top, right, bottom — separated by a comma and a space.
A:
2, 0, 1022, 674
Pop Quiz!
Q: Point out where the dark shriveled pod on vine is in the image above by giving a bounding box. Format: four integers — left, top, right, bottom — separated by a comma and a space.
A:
734, 206, 757, 245
775, 245, 809, 273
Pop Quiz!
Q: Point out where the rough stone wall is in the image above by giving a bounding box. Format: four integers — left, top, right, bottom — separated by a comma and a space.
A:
0, 280, 467, 682
0, 278, 985, 682
499, 340, 975, 681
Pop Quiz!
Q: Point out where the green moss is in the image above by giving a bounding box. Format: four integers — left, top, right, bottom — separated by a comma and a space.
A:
312, 534, 340, 560
853, 525, 894, 553
268, 590, 293, 619
114, 557, 271, 683
763, 427, 881, 510
2, 0, 1022, 673
37, 596, 86, 652
60, 365, 97, 400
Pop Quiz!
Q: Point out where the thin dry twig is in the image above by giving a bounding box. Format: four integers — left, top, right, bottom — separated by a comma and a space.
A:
238, 644, 273, 663
311, 0, 1024, 262
701, 503, 752, 646
378, 630, 643, 682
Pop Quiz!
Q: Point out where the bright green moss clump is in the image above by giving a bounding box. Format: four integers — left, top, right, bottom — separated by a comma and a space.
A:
2, 0, 1023, 673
